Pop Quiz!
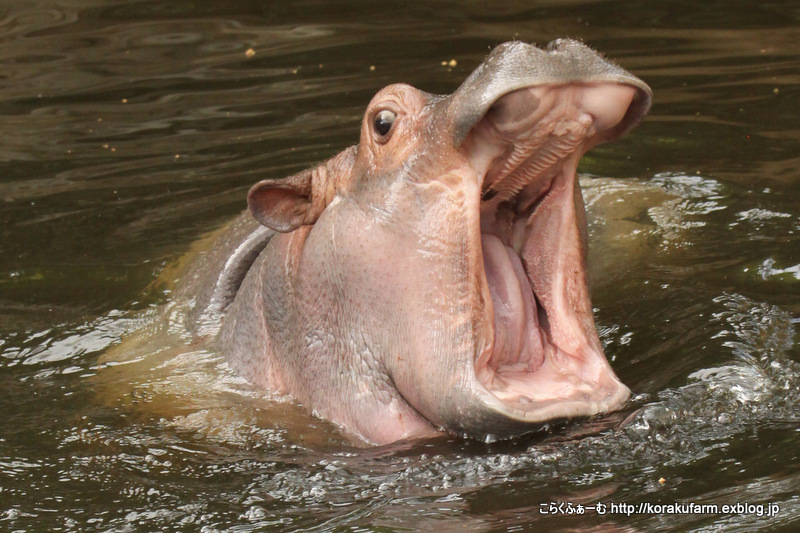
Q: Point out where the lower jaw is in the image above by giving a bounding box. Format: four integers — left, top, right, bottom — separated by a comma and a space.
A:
447, 373, 631, 441
475, 232, 631, 425
472, 340, 632, 434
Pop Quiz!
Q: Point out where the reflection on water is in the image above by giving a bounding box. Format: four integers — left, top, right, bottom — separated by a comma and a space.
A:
1, 0, 799, 531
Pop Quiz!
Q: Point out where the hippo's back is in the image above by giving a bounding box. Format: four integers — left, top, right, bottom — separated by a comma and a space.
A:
174, 212, 274, 338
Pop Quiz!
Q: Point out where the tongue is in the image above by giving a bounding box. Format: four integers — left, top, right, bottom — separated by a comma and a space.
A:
479, 234, 545, 379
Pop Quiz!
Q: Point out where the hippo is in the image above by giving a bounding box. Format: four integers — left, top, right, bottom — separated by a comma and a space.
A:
178, 39, 652, 444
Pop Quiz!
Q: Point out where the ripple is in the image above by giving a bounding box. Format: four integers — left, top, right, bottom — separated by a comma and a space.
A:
0, 2, 799, 532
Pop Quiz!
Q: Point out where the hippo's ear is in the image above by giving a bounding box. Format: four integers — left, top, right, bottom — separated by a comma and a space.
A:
248, 169, 319, 233
249, 147, 353, 232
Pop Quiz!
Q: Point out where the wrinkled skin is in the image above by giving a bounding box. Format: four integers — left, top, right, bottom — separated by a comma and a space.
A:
183, 40, 652, 444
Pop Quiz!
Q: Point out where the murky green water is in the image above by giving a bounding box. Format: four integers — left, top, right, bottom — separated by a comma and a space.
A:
1, 1, 799, 531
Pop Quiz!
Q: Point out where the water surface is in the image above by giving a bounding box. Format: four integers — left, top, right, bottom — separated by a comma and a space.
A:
1, 1, 799, 531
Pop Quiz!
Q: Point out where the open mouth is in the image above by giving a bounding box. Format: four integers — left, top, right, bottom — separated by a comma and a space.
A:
459, 82, 643, 426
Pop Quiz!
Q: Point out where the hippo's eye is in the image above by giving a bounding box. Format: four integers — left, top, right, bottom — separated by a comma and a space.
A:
373, 109, 396, 138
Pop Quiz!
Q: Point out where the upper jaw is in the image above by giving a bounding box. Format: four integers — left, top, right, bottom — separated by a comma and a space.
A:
464, 81, 645, 213
448, 38, 652, 241
462, 78, 644, 254
445, 39, 652, 150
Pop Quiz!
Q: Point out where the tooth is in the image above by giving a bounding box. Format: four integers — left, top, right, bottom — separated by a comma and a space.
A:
491, 121, 588, 202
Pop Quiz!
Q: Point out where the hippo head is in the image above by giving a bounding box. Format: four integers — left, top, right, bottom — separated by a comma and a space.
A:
247, 40, 651, 443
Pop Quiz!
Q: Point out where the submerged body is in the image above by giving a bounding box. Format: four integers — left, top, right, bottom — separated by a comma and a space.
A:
179, 40, 652, 444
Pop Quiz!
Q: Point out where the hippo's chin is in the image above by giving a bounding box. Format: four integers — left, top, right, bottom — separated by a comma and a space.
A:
458, 81, 638, 432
